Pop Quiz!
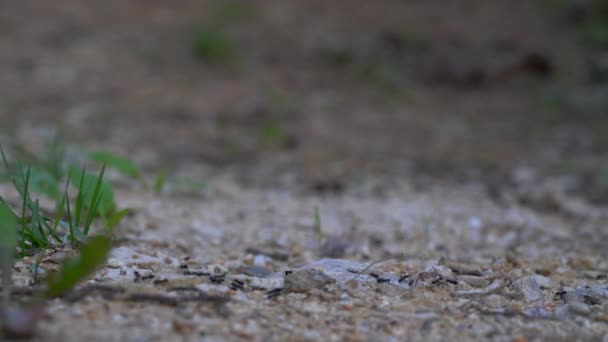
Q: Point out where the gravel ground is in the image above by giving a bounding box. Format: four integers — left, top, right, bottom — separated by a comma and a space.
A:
4, 177, 607, 341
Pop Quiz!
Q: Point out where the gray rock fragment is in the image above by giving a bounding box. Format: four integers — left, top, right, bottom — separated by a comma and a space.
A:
569, 302, 592, 316
293, 259, 368, 285
243, 265, 272, 278
528, 275, 554, 289
522, 305, 553, 319
555, 302, 592, 319
283, 269, 336, 293
457, 275, 489, 288
510, 276, 545, 304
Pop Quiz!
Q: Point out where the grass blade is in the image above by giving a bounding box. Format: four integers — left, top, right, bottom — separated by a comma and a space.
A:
50, 181, 70, 237
83, 165, 106, 236
64, 184, 75, 243
27, 199, 46, 246
0, 199, 18, 310
154, 168, 170, 194
73, 165, 87, 230
19, 166, 31, 220
106, 208, 131, 231
0, 145, 9, 170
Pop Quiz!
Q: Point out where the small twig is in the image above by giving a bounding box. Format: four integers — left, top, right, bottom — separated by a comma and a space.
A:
349, 258, 394, 282
63, 284, 126, 302
124, 292, 228, 306
167, 286, 199, 292
0, 286, 36, 297
266, 287, 283, 299
314, 206, 323, 239
61, 283, 229, 306
455, 278, 505, 297
126, 293, 179, 306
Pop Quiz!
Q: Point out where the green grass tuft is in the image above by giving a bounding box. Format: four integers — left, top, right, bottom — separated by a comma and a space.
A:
1, 145, 116, 336
192, 27, 236, 63
0, 145, 115, 253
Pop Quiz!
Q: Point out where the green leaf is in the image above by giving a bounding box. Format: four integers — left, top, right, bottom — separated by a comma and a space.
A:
260, 120, 285, 144
0, 199, 18, 251
74, 166, 87, 230
45, 235, 111, 298
153, 168, 170, 193
27, 198, 47, 246
83, 165, 107, 236
18, 166, 31, 231
0, 145, 10, 170
86, 150, 141, 179
192, 28, 235, 63
106, 208, 131, 230
0, 199, 18, 308
20, 166, 60, 199
68, 165, 115, 217
49, 183, 69, 237
41, 138, 66, 180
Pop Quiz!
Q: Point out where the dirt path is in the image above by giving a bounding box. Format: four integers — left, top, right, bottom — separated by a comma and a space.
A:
1, 0, 608, 340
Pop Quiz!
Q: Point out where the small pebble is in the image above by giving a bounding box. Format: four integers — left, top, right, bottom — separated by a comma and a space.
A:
510, 276, 544, 304
284, 268, 335, 293
569, 302, 591, 316
243, 265, 272, 278
253, 255, 270, 267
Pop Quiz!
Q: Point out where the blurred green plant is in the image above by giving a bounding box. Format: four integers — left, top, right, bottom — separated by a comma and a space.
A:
86, 150, 142, 180
7, 138, 66, 182
1, 146, 109, 253
581, 1, 608, 48
257, 86, 299, 146
260, 120, 286, 145
192, 27, 236, 64
153, 168, 170, 194
45, 236, 111, 298
1, 235, 111, 338
191, 0, 258, 66
0, 139, 141, 195
1, 146, 115, 338
0, 140, 153, 227
67, 165, 114, 220
542, 0, 608, 48
0, 201, 18, 309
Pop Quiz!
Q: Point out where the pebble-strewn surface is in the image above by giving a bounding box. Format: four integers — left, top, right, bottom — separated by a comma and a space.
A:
7, 180, 606, 341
